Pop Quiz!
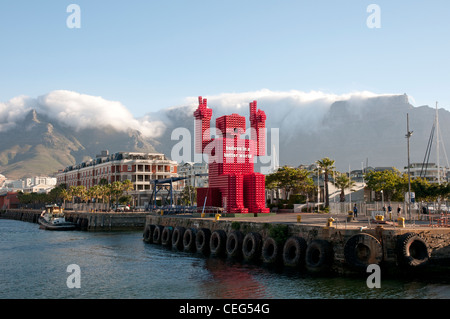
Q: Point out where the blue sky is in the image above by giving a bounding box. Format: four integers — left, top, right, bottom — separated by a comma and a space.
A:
1, 0, 450, 117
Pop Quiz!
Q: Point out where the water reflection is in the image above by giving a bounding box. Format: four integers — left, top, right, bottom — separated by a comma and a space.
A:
201, 258, 270, 298
1, 220, 449, 299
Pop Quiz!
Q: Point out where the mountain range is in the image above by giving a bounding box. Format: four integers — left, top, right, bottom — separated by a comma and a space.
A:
153, 93, 450, 174
1, 92, 449, 179
0, 109, 157, 179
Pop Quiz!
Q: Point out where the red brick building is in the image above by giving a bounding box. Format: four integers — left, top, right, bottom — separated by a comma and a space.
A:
56, 151, 179, 207
0, 192, 20, 209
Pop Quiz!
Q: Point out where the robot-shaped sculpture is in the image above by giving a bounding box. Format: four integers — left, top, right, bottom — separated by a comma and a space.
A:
194, 96, 270, 214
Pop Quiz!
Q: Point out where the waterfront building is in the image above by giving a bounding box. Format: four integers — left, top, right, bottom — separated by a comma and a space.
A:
56, 151, 180, 207
22, 183, 55, 194
0, 192, 19, 209
404, 162, 449, 184
177, 162, 208, 188
0, 174, 6, 188
1, 176, 57, 194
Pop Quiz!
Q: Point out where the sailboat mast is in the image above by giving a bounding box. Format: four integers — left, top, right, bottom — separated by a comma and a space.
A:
436, 102, 440, 185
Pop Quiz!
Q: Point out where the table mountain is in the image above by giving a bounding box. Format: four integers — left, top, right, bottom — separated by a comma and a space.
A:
0, 109, 157, 179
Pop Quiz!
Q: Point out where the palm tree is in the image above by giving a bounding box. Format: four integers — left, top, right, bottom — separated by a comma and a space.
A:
97, 184, 109, 210
110, 181, 123, 210
88, 185, 101, 211
60, 188, 72, 209
69, 186, 77, 205
335, 172, 356, 202
316, 157, 335, 208
122, 179, 134, 206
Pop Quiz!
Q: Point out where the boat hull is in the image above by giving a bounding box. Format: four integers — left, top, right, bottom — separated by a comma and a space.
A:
38, 217, 77, 231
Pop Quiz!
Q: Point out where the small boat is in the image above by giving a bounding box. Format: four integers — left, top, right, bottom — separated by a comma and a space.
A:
38, 204, 76, 231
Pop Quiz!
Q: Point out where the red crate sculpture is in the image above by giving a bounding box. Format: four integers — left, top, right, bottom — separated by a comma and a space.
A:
194, 96, 270, 214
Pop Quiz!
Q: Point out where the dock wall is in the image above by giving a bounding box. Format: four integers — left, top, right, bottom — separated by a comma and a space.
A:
144, 214, 450, 275
0, 209, 147, 231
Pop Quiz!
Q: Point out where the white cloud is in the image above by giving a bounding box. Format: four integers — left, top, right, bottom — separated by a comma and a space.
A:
0, 95, 38, 132
0, 90, 167, 137
177, 89, 396, 136
0, 89, 400, 139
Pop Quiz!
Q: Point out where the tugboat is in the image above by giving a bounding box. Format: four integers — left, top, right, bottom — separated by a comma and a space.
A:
38, 204, 76, 231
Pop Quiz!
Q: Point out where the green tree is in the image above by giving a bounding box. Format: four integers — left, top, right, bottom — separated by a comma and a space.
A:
316, 157, 335, 208
180, 185, 197, 205
60, 188, 72, 208
335, 172, 356, 202
109, 181, 124, 209
71, 185, 87, 203
87, 185, 101, 210
365, 168, 403, 201
265, 166, 314, 201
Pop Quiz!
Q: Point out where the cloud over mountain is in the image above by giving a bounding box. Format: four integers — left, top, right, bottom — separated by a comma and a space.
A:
2, 88, 445, 178
0, 90, 166, 137
1, 89, 396, 140
177, 89, 396, 136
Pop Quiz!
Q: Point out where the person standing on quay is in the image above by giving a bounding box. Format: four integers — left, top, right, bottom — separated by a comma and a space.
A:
353, 204, 358, 218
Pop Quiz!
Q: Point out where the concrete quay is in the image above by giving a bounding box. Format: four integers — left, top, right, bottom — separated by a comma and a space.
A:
143, 212, 450, 276
0, 209, 147, 231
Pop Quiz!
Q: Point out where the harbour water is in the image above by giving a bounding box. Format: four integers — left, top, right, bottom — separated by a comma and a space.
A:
1, 219, 449, 299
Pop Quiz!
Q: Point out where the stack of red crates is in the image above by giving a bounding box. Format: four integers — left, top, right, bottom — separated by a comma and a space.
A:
243, 173, 270, 214
194, 96, 270, 215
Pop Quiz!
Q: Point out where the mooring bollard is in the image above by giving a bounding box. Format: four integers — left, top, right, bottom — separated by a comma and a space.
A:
397, 217, 405, 228
347, 211, 354, 222
324, 217, 335, 229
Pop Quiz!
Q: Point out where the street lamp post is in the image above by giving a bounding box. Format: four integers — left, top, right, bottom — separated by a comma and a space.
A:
317, 166, 320, 211
406, 113, 413, 220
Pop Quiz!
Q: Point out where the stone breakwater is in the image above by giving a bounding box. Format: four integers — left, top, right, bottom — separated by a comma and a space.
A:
143, 213, 450, 276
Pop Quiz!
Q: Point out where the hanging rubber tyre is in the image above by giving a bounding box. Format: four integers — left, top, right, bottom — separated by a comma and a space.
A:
196, 228, 211, 255
344, 233, 383, 270
172, 226, 186, 251
226, 230, 244, 259
143, 224, 155, 243
396, 232, 429, 268
305, 240, 333, 273
242, 232, 263, 262
152, 225, 164, 244
183, 228, 197, 252
161, 226, 173, 247
210, 230, 227, 257
262, 237, 282, 264
282, 236, 307, 268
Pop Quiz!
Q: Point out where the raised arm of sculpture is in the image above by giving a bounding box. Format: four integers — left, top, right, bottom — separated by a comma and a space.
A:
193, 96, 213, 153
249, 100, 266, 156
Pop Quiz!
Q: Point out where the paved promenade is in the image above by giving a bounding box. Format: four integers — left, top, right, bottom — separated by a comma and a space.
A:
199, 211, 449, 230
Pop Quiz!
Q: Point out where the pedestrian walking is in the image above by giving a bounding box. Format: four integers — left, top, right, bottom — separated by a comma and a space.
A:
397, 205, 402, 216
